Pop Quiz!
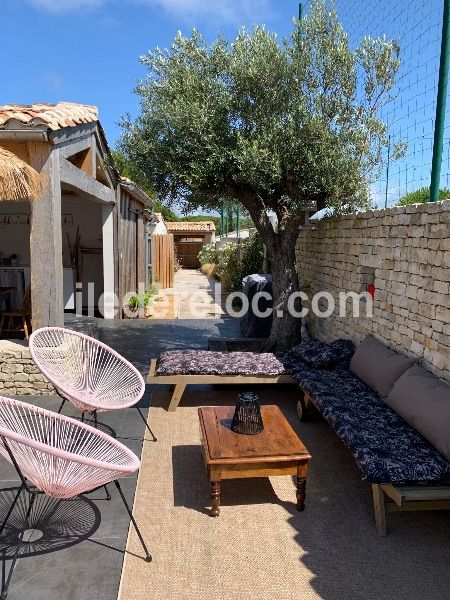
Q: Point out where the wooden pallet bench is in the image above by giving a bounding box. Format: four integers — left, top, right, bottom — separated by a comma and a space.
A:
299, 391, 450, 535
147, 358, 296, 412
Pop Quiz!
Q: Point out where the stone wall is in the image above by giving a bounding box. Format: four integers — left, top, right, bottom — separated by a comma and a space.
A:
296, 200, 450, 381
0, 340, 55, 396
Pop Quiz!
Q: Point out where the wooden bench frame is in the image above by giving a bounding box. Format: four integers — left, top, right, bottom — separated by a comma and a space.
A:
147, 358, 296, 412
298, 392, 450, 536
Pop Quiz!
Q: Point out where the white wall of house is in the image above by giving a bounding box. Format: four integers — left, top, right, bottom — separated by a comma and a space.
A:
147, 213, 167, 235
62, 195, 103, 309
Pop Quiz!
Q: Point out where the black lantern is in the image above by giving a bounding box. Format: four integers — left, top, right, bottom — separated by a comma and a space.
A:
230, 392, 264, 435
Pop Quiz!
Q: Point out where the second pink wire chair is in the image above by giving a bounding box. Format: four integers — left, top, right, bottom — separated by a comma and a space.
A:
0, 395, 151, 599
28, 327, 157, 442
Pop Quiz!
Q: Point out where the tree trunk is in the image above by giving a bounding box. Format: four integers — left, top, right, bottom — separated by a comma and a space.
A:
233, 191, 305, 352
263, 224, 302, 351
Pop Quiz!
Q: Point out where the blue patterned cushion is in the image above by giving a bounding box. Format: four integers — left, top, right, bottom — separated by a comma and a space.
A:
328, 339, 355, 368
277, 353, 450, 484
290, 339, 338, 368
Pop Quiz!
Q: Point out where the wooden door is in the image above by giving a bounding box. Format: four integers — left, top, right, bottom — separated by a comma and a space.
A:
176, 241, 203, 268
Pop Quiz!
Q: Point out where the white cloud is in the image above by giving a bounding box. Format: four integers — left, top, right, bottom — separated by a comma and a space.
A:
371, 183, 407, 209
138, 0, 272, 25
29, 0, 104, 12
28, 0, 273, 24
42, 70, 63, 92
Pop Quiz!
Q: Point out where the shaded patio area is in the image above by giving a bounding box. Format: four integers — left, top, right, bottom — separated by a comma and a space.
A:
1, 316, 449, 600
120, 387, 450, 600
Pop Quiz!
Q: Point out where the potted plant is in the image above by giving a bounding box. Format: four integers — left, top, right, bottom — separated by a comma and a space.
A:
123, 289, 156, 319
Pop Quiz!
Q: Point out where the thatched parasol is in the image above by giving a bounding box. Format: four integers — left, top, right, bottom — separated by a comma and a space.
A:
0, 146, 43, 201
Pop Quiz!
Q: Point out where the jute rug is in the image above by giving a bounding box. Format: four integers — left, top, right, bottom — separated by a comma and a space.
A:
118, 387, 450, 600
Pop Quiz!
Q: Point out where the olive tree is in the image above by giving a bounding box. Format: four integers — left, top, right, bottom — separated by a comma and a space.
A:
119, 0, 402, 350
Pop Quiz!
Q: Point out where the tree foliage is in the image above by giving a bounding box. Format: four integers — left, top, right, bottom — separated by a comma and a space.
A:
119, 0, 401, 219
398, 186, 450, 206
119, 0, 402, 348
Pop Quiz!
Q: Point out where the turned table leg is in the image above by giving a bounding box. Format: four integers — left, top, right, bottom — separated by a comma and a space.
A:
210, 481, 221, 517
296, 462, 308, 511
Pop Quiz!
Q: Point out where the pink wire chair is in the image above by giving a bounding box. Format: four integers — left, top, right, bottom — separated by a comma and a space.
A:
29, 327, 156, 442
0, 396, 151, 599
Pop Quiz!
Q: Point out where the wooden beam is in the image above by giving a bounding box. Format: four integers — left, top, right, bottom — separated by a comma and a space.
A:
60, 157, 115, 204
28, 142, 64, 329
95, 150, 114, 189
50, 122, 97, 146
372, 484, 387, 536
102, 204, 116, 318
58, 135, 92, 159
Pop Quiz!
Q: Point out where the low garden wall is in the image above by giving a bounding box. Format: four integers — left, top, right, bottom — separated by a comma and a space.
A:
296, 200, 450, 381
0, 340, 55, 396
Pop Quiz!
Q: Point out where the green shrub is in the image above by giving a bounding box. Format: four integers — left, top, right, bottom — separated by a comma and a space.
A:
217, 234, 266, 292
215, 243, 238, 287
197, 243, 218, 265
198, 234, 266, 291
240, 233, 265, 280
397, 186, 450, 206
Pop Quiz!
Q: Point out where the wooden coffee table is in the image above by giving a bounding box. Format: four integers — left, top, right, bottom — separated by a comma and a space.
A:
198, 405, 311, 517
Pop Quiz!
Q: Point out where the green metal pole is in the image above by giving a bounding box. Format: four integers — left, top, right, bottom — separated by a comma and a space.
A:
236, 204, 241, 238
298, 2, 303, 20
430, 0, 450, 202
220, 201, 225, 236
384, 136, 391, 208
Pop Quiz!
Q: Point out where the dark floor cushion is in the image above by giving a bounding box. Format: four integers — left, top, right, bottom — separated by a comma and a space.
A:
156, 350, 286, 376
288, 363, 450, 483
290, 339, 336, 368
385, 365, 450, 461
291, 338, 355, 369
350, 335, 416, 399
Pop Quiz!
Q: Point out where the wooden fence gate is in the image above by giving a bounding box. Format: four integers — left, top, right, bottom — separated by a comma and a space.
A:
152, 234, 174, 289
176, 241, 203, 268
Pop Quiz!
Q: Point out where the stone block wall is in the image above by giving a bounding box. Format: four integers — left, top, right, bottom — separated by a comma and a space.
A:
0, 340, 55, 396
296, 200, 450, 381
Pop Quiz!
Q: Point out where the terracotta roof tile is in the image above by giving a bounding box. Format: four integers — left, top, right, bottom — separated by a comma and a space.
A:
165, 221, 216, 232
0, 101, 99, 132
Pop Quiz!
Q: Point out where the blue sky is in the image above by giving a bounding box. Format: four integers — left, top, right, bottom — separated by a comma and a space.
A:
2, 0, 447, 207
2, 0, 296, 146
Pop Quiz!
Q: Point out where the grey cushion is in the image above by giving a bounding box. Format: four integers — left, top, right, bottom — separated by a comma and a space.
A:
385, 365, 450, 461
350, 335, 416, 399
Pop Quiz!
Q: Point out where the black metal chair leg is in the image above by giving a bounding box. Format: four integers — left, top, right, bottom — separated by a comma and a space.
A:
136, 407, 157, 442
1, 491, 36, 599
113, 480, 152, 562
57, 398, 66, 414
0, 484, 25, 536
88, 412, 110, 501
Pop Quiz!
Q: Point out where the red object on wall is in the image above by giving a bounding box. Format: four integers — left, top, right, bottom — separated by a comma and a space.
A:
367, 284, 376, 299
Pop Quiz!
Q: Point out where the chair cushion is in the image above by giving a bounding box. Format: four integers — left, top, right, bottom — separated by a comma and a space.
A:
328, 339, 355, 369
290, 339, 335, 368
350, 335, 416, 399
385, 365, 450, 461
287, 361, 450, 483
156, 350, 286, 376
291, 338, 355, 369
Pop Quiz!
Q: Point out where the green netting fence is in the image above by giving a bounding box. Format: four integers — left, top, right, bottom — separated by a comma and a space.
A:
299, 0, 449, 207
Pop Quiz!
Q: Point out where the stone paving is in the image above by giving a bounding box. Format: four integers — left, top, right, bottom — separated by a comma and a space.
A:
150, 269, 228, 319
